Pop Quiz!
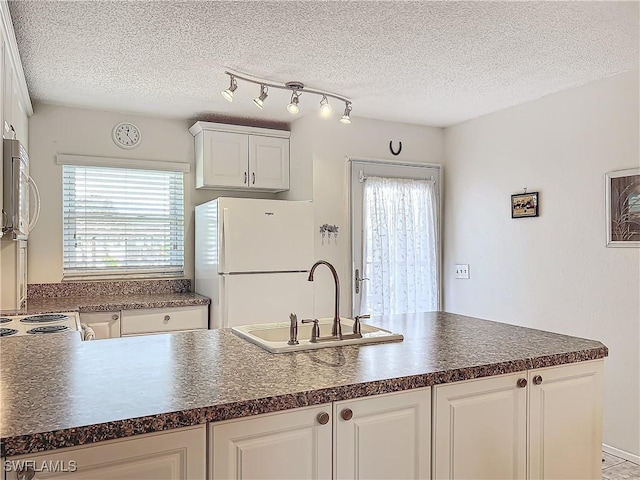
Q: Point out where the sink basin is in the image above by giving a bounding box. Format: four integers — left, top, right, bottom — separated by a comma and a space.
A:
232, 317, 403, 353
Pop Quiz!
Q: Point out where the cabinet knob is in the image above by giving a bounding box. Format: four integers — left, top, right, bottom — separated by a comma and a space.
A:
517, 378, 528, 388
533, 375, 543, 385
341, 408, 353, 421
112, 314, 119, 321
316, 412, 330, 425
164, 315, 171, 322
16, 466, 36, 480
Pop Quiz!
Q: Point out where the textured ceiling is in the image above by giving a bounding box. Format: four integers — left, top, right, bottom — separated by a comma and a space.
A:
8, 1, 640, 127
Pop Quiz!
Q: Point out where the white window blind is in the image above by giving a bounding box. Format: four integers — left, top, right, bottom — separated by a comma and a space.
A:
62, 165, 184, 279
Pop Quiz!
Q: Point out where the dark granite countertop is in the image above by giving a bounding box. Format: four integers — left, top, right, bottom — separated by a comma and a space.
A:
0, 292, 210, 316
0, 312, 607, 457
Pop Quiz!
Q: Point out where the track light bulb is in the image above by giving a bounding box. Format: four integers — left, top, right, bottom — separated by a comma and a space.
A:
340, 102, 352, 124
319, 95, 332, 117
253, 85, 268, 109
221, 76, 237, 102
287, 91, 300, 114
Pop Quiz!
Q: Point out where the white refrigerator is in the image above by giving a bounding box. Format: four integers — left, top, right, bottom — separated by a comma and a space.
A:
195, 197, 314, 329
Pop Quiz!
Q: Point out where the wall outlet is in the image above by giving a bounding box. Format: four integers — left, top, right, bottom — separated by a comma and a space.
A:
455, 264, 470, 279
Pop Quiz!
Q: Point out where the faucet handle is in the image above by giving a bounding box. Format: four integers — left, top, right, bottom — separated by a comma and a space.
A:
301, 318, 320, 343
288, 313, 299, 345
353, 314, 370, 334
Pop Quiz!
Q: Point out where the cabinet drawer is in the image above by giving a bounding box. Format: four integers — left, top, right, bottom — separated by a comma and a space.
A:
121, 306, 208, 335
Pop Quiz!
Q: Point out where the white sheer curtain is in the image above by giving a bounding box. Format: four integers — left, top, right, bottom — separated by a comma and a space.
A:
361, 176, 439, 315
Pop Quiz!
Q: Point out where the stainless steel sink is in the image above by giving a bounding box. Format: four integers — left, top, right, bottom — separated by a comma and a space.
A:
232, 317, 403, 353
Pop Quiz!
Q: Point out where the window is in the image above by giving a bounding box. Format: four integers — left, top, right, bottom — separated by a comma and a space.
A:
62, 165, 184, 279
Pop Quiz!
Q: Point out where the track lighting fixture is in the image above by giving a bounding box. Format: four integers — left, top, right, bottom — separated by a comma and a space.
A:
287, 91, 300, 114
221, 75, 237, 102
319, 95, 332, 117
253, 85, 268, 109
222, 70, 352, 124
340, 102, 352, 124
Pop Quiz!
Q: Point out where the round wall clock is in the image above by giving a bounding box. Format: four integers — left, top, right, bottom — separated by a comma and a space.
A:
112, 122, 141, 149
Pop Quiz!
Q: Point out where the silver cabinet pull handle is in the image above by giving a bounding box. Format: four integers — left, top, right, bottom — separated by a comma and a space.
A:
341, 408, 353, 421
16, 466, 36, 480
244, 172, 247, 184
517, 378, 527, 388
252, 172, 256, 184
317, 412, 330, 425
533, 375, 543, 385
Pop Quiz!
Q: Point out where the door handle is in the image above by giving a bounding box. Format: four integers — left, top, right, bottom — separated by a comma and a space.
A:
354, 269, 370, 294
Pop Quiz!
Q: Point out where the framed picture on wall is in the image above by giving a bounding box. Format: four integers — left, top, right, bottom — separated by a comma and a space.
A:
511, 191, 539, 218
605, 168, 640, 247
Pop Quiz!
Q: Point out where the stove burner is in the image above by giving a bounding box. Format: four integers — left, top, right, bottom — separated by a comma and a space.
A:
0, 328, 18, 337
21, 314, 70, 324
27, 325, 71, 334
0, 317, 12, 323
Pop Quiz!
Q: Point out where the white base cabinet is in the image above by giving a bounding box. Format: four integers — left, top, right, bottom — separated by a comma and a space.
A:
528, 360, 604, 480
433, 372, 527, 479
79, 311, 121, 339
5, 426, 206, 480
120, 305, 208, 336
334, 388, 431, 480
433, 359, 604, 480
210, 404, 332, 480
210, 388, 431, 480
79, 305, 208, 339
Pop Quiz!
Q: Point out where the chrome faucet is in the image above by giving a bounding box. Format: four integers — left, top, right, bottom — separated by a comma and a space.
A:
308, 260, 342, 338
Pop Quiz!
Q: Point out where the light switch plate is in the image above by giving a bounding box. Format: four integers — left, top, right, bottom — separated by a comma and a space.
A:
455, 264, 470, 279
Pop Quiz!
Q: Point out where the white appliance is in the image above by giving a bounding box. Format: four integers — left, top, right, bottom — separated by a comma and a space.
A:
0, 312, 83, 339
2, 138, 40, 240
195, 197, 314, 329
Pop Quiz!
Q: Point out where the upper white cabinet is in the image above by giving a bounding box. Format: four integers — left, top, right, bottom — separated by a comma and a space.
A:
432, 359, 604, 480
190, 121, 290, 192
1, 3, 32, 145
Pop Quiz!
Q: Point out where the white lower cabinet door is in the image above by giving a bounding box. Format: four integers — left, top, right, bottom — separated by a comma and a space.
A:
4, 425, 206, 479
433, 373, 527, 480
79, 311, 121, 339
334, 388, 431, 480
528, 359, 604, 480
210, 404, 332, 480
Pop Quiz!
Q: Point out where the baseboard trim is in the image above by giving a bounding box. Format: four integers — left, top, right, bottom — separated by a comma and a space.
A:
603, 443, 640, 465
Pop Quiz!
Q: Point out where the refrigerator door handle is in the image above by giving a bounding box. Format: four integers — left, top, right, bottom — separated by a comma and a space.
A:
221, 207, 229, 273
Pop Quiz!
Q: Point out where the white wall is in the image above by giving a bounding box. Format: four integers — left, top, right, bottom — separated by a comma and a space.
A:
443, 71, 640, 458
283, 114, 444, 318
26, 103, 276, 284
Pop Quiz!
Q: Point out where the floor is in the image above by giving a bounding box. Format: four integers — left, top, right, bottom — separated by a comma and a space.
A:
602, 452, 640, 479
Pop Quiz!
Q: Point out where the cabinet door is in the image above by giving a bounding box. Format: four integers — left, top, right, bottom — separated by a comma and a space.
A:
528, 359, 604, 480
210, 404, 332, 480
3, 42, 13, 139
120, 305, 208, 335
5, 425, 206, 480
79, 311, 121, 339
433, 373, 527, 480
200, 130, 248, 188
334, 388, 430, 480
249, 135, 289, 191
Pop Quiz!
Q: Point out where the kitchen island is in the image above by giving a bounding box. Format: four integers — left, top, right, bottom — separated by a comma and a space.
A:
0, 312, 607, 479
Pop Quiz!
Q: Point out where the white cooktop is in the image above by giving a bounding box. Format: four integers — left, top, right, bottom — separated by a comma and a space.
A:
0, 312, 81, 338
